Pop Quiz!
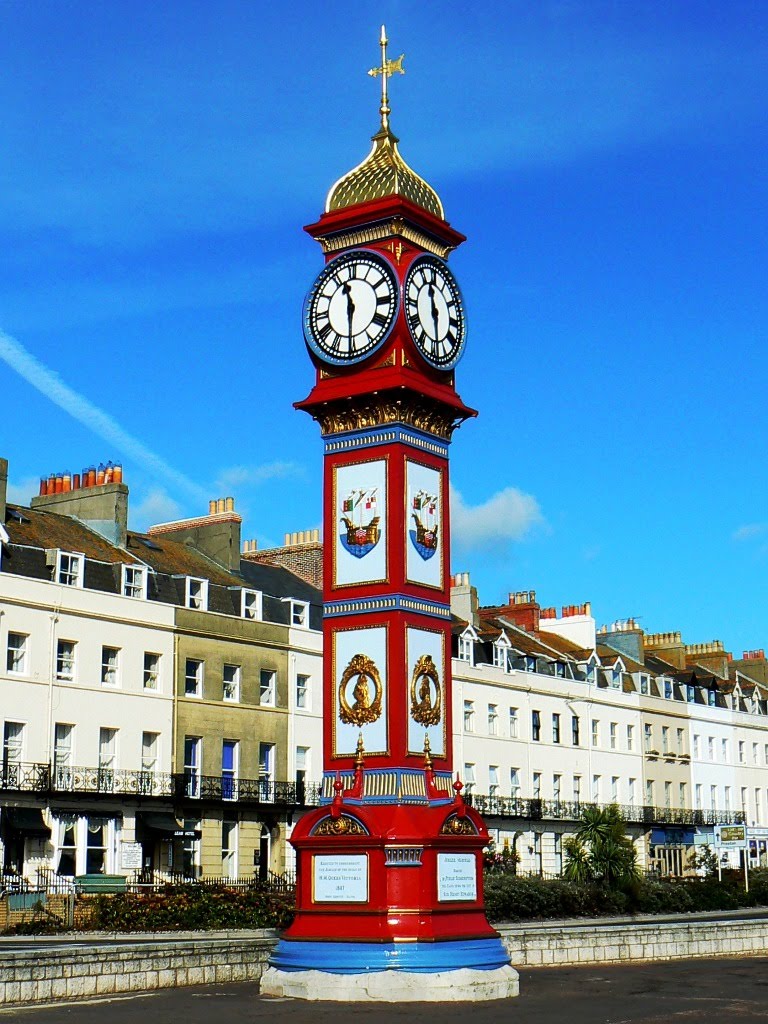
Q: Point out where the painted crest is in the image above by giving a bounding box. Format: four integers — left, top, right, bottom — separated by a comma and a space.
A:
339, 487, 381, 559
409, 489, 439, 560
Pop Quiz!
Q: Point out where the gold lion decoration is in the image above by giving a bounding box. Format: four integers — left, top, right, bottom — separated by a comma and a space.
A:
410, 654, 442, 727
440, 814, 478, 836
339, 653, 383, 726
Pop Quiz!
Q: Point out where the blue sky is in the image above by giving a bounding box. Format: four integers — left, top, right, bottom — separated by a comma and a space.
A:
1, 1, 766, 656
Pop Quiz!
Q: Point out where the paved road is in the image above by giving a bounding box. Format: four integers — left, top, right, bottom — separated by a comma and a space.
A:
4, 958, 768, 1023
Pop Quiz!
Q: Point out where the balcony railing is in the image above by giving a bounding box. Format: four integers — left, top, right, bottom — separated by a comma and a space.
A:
465, 792, 746, 827
0, 762, 321, 808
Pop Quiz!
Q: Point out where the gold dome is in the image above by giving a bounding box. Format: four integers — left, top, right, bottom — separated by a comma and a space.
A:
325, 124, 444, 220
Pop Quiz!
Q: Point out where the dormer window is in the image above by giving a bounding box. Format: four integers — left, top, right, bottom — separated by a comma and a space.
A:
493, 639, 511, 672
610, 666, 621, 688
707, 688, 716, 707
524, 654, 536, 673
290, 600, 309, 627
241, 589, 262, 621
664, 679, 673, 700
186, 577, 208, 611
458, 634, 474, 664
555, 661, 566, 679
639, 674, 649, 695
686, 684, 695, 703
56, 551, 84, 588
122, 565, 147, 599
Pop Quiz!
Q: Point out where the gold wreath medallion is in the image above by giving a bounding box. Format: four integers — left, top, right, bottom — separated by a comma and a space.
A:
410, 654, 442, 727
339, 653, 383, 726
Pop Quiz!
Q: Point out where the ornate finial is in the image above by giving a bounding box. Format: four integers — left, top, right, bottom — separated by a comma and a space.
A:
354, 731, 366, 770
423, 733, 433, 771
368, 24, 405, 131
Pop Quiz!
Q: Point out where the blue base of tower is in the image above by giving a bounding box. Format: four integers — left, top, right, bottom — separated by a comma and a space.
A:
268, 936, 510, 974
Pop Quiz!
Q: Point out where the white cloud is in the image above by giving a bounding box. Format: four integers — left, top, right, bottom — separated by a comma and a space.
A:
6, 477, 39, 506
130, 489, 183, 532
450, 485, 543, 549
0, 329, 207, 502
733, 523, 768, 542
215, 461, 303, 491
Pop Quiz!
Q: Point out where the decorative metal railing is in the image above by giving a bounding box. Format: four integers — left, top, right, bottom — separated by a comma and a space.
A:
465, 793, 746, 827
0, 762, 321, 808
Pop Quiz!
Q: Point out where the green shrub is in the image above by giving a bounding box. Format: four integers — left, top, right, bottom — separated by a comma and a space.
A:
76, 883, 295, 932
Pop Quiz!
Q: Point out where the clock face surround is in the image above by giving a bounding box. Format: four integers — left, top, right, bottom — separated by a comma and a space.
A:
404, 255, 467, 370
304, 249, 399, 365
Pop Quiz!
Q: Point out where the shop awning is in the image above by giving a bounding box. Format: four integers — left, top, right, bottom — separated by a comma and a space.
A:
3, 807, 52, 838
136, 811, 183, 838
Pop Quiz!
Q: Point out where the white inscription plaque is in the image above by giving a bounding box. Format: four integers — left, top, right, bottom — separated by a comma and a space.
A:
437, 852, 477, 902
313, 854, 368, 903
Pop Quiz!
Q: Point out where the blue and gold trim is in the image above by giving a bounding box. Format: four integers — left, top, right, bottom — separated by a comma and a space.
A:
320, 768, 453, 806
324, 424, 450, 459
324, 594, 451, 619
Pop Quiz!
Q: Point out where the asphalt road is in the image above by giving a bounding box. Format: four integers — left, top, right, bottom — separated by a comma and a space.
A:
4, 958, 768, 1023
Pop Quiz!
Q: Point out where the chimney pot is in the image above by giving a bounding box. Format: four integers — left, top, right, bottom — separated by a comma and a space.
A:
209, 500, 217, 515
225, 496, 234, 512
217, 498, 225, 514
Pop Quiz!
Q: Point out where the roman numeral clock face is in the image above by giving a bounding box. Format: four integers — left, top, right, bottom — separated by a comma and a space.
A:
405, 255, 467, 370
304, 250, 399, 365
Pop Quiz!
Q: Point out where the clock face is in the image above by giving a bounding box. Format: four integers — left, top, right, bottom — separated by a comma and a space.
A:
304, 250, 399, 365
404, 255, 466, 369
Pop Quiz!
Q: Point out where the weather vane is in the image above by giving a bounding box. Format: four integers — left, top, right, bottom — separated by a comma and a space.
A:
368, 24, 404, 131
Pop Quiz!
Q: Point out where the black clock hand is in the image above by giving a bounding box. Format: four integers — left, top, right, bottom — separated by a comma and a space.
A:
343, 282, 356, 340
428, 283, 440, 339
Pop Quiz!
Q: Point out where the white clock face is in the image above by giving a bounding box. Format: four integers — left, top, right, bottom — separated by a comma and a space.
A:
404, 255, 466, 369
304, 250, 399, 364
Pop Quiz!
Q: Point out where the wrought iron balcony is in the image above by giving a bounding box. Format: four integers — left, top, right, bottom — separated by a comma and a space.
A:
465, 792, 746, 827
176, 774, 322, 807
0, 762, 50, 793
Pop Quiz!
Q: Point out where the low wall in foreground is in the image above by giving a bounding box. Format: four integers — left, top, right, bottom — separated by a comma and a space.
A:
498, 914, 768, 967
1, 913, 767, 1006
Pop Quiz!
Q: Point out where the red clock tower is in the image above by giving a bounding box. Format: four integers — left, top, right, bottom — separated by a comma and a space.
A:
262, 29, 517, 1001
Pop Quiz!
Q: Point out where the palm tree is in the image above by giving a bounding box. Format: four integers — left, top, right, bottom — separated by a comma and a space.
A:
564, 805, 640, 888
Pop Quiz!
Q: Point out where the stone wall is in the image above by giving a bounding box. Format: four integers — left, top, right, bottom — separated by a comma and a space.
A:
1, 915, 768, 1006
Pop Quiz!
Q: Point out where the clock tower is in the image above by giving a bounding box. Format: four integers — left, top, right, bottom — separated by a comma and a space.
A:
262, 28, 518, 1002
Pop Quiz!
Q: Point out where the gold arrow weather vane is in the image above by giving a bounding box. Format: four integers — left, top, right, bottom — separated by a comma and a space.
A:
368, 24, 405, 131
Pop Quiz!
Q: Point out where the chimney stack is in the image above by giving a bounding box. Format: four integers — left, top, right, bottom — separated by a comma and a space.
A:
30, 460, 128, 547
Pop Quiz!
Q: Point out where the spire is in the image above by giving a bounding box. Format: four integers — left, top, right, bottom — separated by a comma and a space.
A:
324, 26, 444, 220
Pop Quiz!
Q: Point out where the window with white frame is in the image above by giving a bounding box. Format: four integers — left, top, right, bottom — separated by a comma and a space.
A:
586, 662, 597, 683
184, 736, 201, 798
753, 742, 759, 765
693, 734, 700, 758
185, 658, 204, 697
611, 666, 621, 688
56, 551, 83, 587
639, 674, 649, 695
185, 577, 208, 611
2, 722, 23, 775
463, 762, 476, 794
493, 642, 507, 670
611, 776, 619, 802
573, 775, 582, 803
98, 727, 117, 789
222, 819, 238, 879
101, 646, 120, 687
222, 739, 238, 800
56, 640, 76, 681
755, 789, 762, 824
531, 710, 541, 742
710, 784, 717, 810
552, 713, 561, 744
260, 669, 276, 706
664, 679, 673, 699
644, 723, 653, 752
645, 779, 654, 805
296, 746, 310, 798
591, 719, 599, 747
553, 773, 561, 803
609, 722, 617, 749
290, 601, 309, 627
141, 732, 159, 773
55, 815, 78, 876
509, 707, 519, 738
739, 740, 745, 764
241, 589, 262, 620
532, 771, 542, 799
664, 781, 672, 808
489, 765, 499, 798
54, 723, 74, 788
572, 716, 580, 745
143, 652, 160, 690
592, 774, 601, 802
510, 768, 521, 799
555, 661, 566, 679
463, 700, 475, 732
122, 565, 147, 599
722, 738, 729, 762
741, 787, 748, 813
708, 736, 715, 760
628, 777, 636, 804
679, 782, 687, 808
488, 704, 498, 735
182, 819, 201, 877
695, 783, 702, 809
6, 632, 28, 675
457, 633, 474, 664
686, 684, 695, 702
223, 664, 240, 703
707, 688, 716, 707
524, 654, 536, 673
627, 724, 635, 751
259, 742, 275, 800
296, 674, 310, 710
661, 726, 669, 754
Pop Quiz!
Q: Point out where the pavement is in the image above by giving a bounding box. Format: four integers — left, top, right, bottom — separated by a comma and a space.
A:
4, 958, 768, 1023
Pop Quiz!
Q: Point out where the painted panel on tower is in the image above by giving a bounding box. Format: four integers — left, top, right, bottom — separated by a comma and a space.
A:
332, 625, 388, 757
405, 459, 443, 589
333, 458, 387, 587
406, 626, 446, 757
